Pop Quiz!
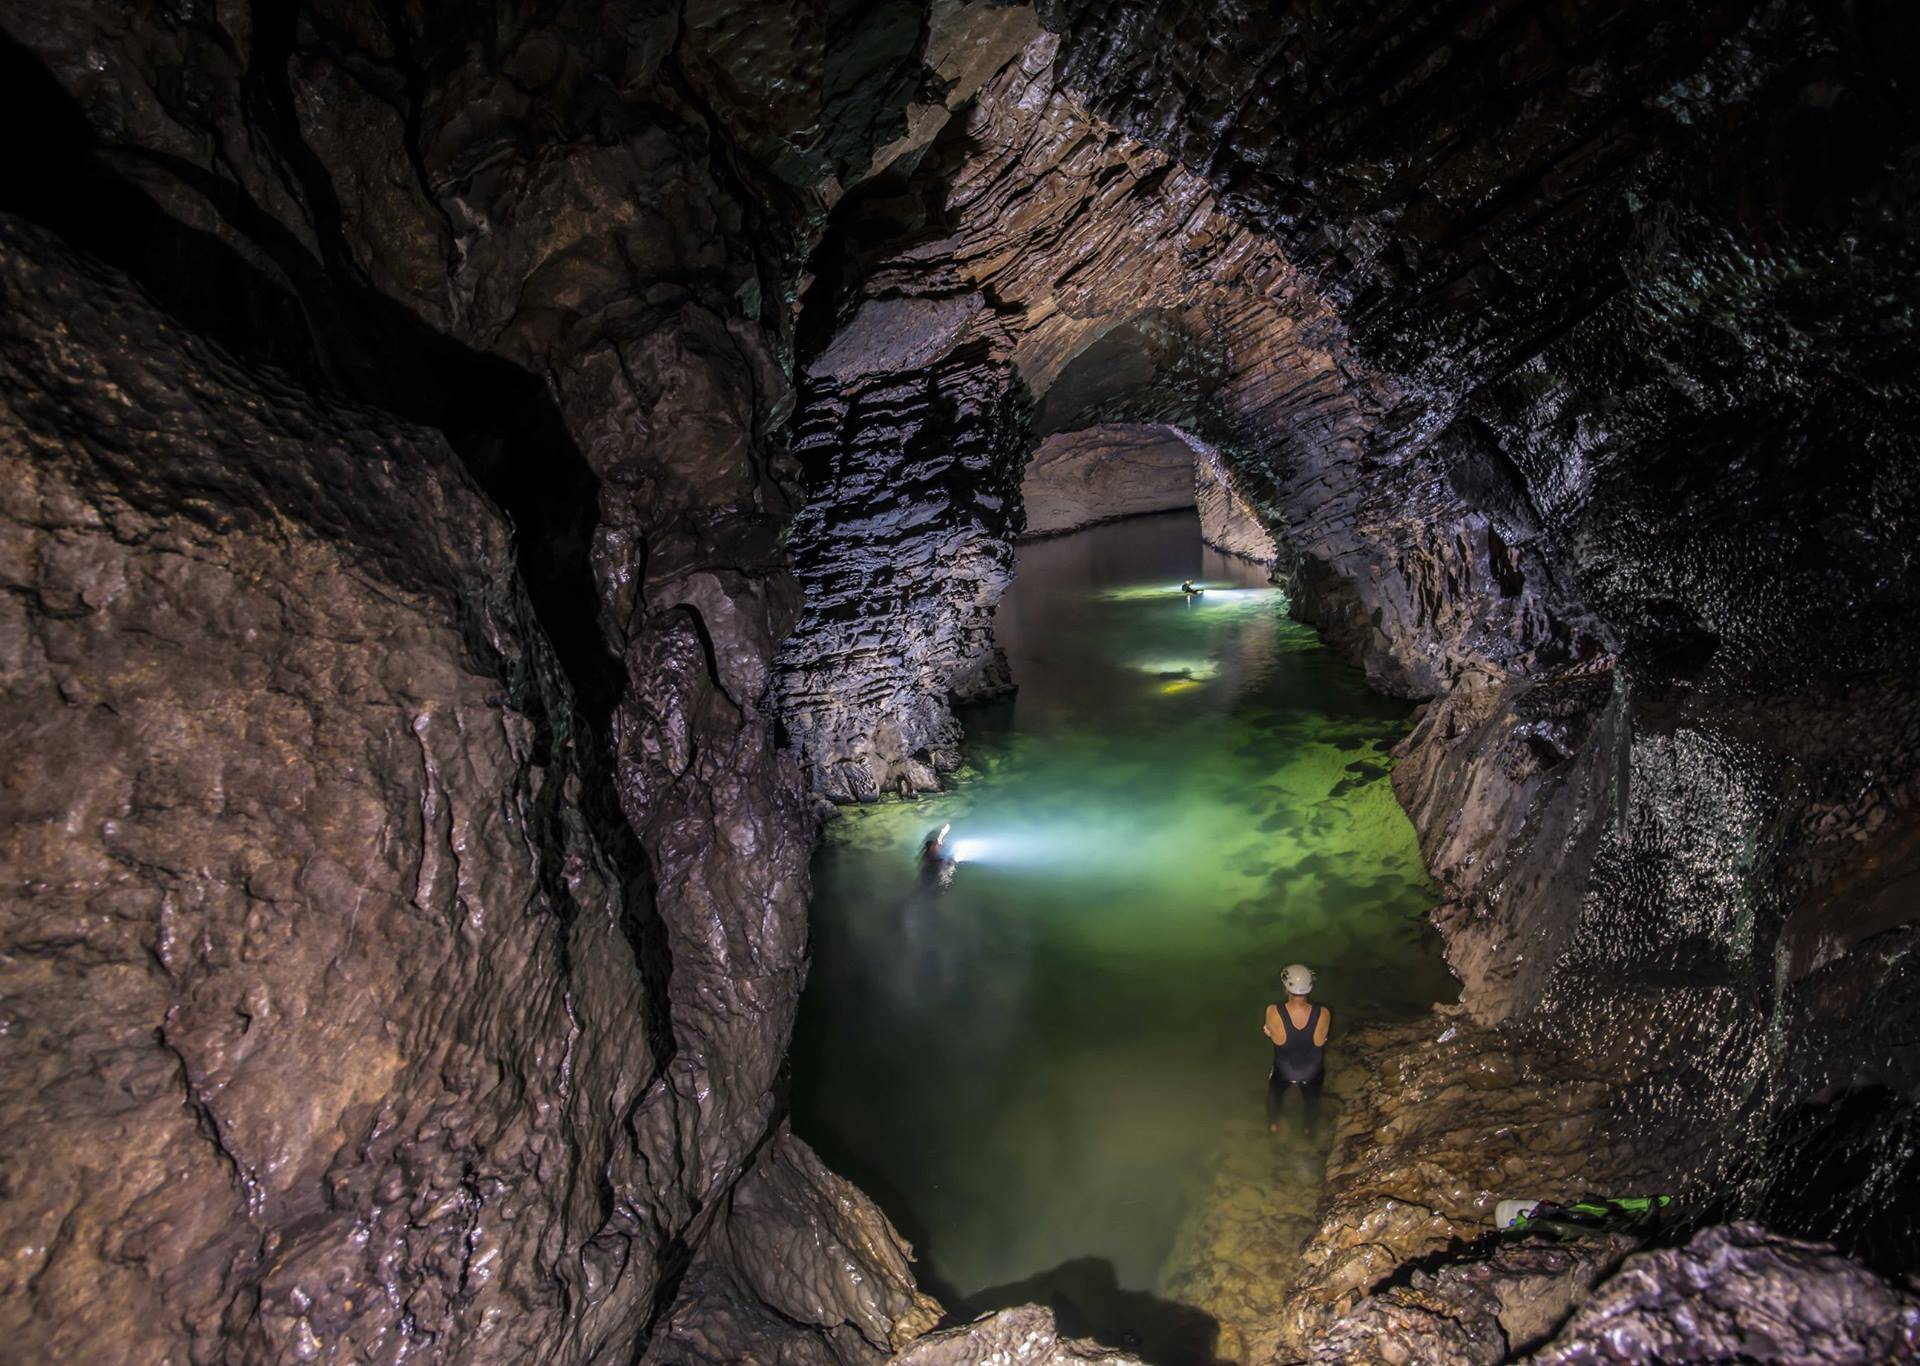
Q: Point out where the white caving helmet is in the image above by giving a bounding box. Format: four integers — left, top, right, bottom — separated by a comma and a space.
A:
1282, 963, 1315, 995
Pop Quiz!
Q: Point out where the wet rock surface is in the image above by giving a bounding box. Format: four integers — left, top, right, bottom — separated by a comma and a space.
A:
4, 0, 1920, 1360
773, 25, 1368, 796
1309, 1237, 1637, 1365
0, 0, 938, 1359
0, 216, 657, 1361
1160, 1010, 1662, 1361
1029, 0, 1920, 1024
640, 1128, 942, 1365
1530, 1223, 1920, 1364
891, 1306, 1145, 1366
1020, 424, 1196, 538
1165, 1004, 1920, 1362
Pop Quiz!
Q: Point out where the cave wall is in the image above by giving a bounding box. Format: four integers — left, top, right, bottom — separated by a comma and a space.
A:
773, 0, 1920, 1271
1031, 0, 1920, 1003
2, 215, 665, 1361
772, 26, 1394, 797
1019, 423, 1196, 538
0, 1, 950, 1359
1027, 0, 1920, 1244
4, 0, 1918, 1359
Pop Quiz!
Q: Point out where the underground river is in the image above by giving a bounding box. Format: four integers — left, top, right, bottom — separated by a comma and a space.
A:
789, 511, 1459, 1341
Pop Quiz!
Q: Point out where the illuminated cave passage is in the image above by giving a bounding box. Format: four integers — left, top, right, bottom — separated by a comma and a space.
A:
3, 2, 1919, 1363
790, 512, 1455, 1340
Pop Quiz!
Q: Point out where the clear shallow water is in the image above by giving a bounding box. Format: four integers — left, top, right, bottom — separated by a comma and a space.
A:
789, 511, 1456, 1322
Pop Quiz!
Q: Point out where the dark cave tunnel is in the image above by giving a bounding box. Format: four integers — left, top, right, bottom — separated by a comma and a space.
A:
0, 1, 1917, 1362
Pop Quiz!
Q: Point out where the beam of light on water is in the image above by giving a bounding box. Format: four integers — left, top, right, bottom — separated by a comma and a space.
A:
789, 511, 1455, 1319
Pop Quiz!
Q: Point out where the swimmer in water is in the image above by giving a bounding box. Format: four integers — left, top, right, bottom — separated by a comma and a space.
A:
918, 823, 955, 887
1181, 579, 1204, 596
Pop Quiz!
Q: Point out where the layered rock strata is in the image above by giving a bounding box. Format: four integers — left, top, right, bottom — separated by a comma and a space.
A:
1013, 0, 1920, 1276
775, 338, 1031, 802
1019, 423, 1196, 538
1028, 0, 1920, 1016
774, 28, 1388, 795
1189, 434, 1282, 568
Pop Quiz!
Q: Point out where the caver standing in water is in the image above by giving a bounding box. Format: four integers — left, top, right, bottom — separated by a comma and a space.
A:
918, 823, 956, 888
1264, 963, 1330, 1137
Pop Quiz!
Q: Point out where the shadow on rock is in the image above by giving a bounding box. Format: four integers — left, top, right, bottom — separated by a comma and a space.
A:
959, 1257, 1226, 1365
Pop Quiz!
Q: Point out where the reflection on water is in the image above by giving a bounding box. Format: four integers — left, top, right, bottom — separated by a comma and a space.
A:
789, 512, 1455, 1326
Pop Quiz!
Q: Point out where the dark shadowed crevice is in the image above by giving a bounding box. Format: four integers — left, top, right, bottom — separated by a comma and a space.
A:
0, 31, 622, 735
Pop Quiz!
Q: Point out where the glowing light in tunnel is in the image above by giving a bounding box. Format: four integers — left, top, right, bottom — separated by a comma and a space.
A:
1130, 657, 1220, 681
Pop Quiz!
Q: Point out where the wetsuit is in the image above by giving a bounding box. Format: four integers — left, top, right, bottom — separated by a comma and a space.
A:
1266, 1002, 1325, 1136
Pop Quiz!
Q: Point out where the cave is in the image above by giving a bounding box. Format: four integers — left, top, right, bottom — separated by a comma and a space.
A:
2, 2, 1917, 1363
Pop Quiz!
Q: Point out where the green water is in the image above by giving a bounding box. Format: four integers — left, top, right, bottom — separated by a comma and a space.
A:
789, 511, 1455, 1320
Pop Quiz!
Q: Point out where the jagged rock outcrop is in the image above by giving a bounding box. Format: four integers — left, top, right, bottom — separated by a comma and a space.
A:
0, 216, 658, 1362
1528, 1223, 1920, 1364
1304, 1223, 1920, 1364
0, 2, 946, 1359
1308, 1237, 1638, 1365
891, 1306, 1144, 1365
640, 1128, 941, 1365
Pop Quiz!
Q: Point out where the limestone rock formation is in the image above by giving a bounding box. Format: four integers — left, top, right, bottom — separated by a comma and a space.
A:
4, 0, 1920, 1360
774, 26, 1371, 795
1302, 1222, 1920, 1364
1031, 0, 1920, 1027
640, 1129, 941, 1365
1160, 1007, 1673, 1359
1530, 1224, 1920, 1364
1020, 424, 1195, 538
773, 342, 1030, 802
1189, 436, 1281, 569
891, 1306, 1144, 1365
1309, 1237, 1638, 1365
0, 1, 941, 1359
0, 215, 658, 1362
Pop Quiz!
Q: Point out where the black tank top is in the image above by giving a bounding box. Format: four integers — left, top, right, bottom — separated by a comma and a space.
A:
1271, 1002, 1324, 1082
